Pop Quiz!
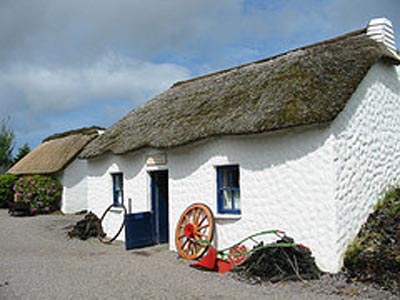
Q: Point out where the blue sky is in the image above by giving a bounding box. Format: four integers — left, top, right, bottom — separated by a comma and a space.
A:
1, 0, 399, 152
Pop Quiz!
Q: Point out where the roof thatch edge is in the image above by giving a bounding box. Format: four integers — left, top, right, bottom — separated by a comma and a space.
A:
43, 126, 104, 143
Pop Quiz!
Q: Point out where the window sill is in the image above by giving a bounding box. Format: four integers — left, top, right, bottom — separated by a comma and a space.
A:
215, 214, 242, 220
110, 207, 124, 213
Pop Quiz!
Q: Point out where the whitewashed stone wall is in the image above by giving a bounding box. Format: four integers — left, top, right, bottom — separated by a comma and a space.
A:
85, 62, 400, 273
60, 158, 88, 213
87, 127, 338, 271
168, 129, 337, 271
331, 62, 400, 269
86, 151, 153, 240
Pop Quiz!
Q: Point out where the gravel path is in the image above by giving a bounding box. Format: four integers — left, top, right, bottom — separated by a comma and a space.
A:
0, 209, 396, 300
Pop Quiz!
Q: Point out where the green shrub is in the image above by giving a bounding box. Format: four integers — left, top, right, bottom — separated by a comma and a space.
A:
14, 175, 62, 214
0, 174, 18, 208
344, 185, 400, 291
374, 185, 399, 210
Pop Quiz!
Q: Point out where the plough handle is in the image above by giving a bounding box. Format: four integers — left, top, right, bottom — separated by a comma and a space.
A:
195, 230, 298, 258
218, 229, 284, 253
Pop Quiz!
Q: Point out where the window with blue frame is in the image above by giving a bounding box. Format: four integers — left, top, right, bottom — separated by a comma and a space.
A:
112, 173, 124, 206
217, 165, 240, 214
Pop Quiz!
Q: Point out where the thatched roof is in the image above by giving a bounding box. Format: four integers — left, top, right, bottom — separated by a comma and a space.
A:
42, 126, 104, 143
8, 127, 102, 175
80, 29, 400, 159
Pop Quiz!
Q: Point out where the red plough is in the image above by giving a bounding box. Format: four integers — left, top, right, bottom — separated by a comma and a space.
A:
175, 204, 307, 274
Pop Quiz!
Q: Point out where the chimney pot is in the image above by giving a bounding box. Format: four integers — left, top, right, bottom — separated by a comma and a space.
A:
367, 17, 397, 55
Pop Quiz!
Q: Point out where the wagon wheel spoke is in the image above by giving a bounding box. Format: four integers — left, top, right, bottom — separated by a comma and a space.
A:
197, 214, 207, 227
181, 238, 190, 249
184, 240, 193, 253
197, 232, 208, 237
197, 224, 209, 231
184, 214, 190, 223
194, 208, 202, 224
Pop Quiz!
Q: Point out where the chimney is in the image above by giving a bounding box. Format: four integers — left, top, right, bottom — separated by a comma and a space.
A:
367, 18, 397, 55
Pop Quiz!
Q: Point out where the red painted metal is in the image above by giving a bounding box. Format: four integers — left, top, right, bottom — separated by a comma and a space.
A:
216, 259, 233, 274
190, 245, 233, 273
184, 223, 195, 238
297, 243, 310, 250
190, 245, 217, 270
228, 244, 248, 266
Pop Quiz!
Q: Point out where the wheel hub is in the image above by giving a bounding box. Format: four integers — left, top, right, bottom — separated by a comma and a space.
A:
184, 223, 195, 238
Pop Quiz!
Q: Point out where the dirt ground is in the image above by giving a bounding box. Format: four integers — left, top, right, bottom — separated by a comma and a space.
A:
0, 209, 397, 300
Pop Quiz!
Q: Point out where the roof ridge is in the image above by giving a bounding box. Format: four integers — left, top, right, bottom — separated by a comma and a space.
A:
42, 126, 104, 143
171, 29, 367, 88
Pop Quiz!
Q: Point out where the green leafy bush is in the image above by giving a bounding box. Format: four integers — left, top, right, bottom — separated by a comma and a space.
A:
0, 174, 18, 208
14, 175, 62, 214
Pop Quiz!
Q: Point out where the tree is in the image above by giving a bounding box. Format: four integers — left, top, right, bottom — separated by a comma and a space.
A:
0, 118, 15, 174
13, 143, 30, 165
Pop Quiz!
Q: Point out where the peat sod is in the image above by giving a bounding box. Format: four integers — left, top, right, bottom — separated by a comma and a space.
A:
68, 212, 105, 240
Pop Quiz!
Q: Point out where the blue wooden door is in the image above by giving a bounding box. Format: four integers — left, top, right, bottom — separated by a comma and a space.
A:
125, 212, 153, 250
151, 171, 169, 244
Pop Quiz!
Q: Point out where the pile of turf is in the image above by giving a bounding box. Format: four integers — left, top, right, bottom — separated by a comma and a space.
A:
68, 212, 106, 240
234, 236, 321, 282
344, 188, 400, 292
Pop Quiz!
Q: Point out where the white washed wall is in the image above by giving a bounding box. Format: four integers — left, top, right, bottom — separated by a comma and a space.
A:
60, 158, 88, 213
86, 151, 152, 241
168, 129, 337, 271
87, 127, 337, 271
331, 63, 400, 269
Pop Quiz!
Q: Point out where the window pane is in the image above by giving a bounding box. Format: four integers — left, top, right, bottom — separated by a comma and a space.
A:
222, 190, 232, 209
222, 169, 229, 188
231, 169, 239, 188
233, 190, 240, 209
116, 175, 123, 190
117, 191, 123, 204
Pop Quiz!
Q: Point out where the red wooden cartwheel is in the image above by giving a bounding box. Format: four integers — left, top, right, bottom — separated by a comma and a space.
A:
228, 244, 248, 266
175, 203, 214, 260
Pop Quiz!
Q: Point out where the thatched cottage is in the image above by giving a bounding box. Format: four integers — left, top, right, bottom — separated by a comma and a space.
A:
80, 18, 400, 272
8, 126, 103, 213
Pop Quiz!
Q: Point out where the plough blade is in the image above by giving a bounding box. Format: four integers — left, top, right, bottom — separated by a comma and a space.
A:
190, 246, 233, 273
190, 245, 217, 270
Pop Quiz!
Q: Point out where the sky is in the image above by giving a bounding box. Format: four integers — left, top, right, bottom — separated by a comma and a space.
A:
1, 0, 399, 152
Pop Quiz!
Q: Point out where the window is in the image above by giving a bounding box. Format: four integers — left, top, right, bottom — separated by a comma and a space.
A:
217, 165, 240, 214
112, 173, 124, 206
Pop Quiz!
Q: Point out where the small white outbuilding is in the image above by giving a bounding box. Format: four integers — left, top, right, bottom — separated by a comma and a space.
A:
80, 18, 400, 272
8, 127, 103, 214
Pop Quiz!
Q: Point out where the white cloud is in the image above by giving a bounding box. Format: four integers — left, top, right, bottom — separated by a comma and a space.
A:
0, 53, 190, 145
0, 0, 244, 65
0, 53, 190, 115
0, 1, 398, 67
